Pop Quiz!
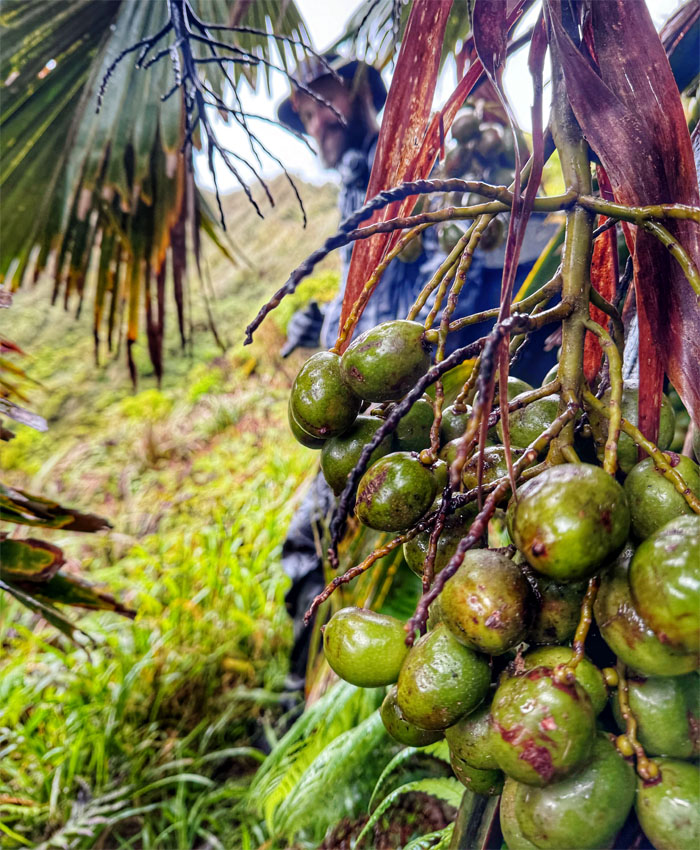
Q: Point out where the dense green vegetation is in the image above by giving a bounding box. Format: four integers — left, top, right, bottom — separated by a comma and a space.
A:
0, 177, 341, 848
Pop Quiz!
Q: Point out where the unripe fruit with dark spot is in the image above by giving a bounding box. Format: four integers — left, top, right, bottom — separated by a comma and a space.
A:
397, 624, 491, 730
624, 453, 700, 540
355, 452, 437, 532
489, 666, 596, 786
290, 351, 361, 438
402, 509, 476, 577
323, 607, 408, 687
497, 394, 559, 450
461, 446, 529, 495
526, 574, 587, 646
514, 646, 608, 714
320, 415, 392, 495
395, 398, 434, 452
635, 759, 700, 850
512, 734, 636, 849
440, 549, 533, 655
288, 401, 326, 449
629, 514, 700, 653
512, 463, 629, 581
445, 702, 498, 769
340, 320, 432, 403
594, 543, 699, 676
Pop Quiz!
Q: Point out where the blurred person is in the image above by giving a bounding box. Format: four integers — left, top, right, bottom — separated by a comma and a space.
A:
276, 55, 557, 685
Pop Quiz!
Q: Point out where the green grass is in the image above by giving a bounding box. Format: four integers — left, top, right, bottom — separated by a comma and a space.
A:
0, 177, 341, 848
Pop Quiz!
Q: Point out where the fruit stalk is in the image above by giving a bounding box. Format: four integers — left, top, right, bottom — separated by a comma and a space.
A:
615, 661, 660, 782
583, 319, 623, 475
548, 45, 594, 456
565, 575, 600, 671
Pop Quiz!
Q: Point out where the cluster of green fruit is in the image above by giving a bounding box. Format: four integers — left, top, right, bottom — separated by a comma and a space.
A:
288, 319, 700, 849
437, 102, 518, 255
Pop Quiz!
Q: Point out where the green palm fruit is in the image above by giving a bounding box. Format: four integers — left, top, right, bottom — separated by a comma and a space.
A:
396, 233, 423, 263
594, 543, 699, 676
395, 398, 434, 452
440, 404, 471, 444
444, 702, 499, 770
629, 514, 700, 653
515, 646, 608, 714
288, 401, 326, 449
323, 607, 408, 687
526, 574, 587, 646
438, 222, 466, 254
635, 759, 700, 850
355, 452, 437, 531
449, 748, 504, 795
461, 445, 529, 494
612, 673, 699, 758
479, 216, 505, 251
624, 453, 700, 539
497, 393, 560, 449
511, 463, 630, 581
396, 624, 491, 730
475, 124, 505, 161
380, 685, 443, 747
340, 320, 432, 403
320, 416, 392, 495
290, 351, 361, 438
500, 778, 540, 850
451, 108, 481, 143
489, 666, 596, 786
402, 510, 475, 577
541, 363, 559, 386
513, 734, 636, 850
588, 385, 675, 474
440, 549, 533, 655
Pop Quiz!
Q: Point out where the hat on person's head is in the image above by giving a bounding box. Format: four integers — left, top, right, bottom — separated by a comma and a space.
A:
277, 53, 387, 135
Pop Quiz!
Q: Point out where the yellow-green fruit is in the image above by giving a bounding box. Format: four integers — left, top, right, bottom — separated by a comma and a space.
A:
500, 778, 540, 850
320, 416, 392, 495
612, 674, 699, 758
288, 401, 325, 449
440, 404, 471, 444
445, 702, 499, 769
461, 446, 529, 493
588, 385, 675, 474
402, 510, 475, 577
380, 685, 443, 747
323, 607, 408, 687
440, 549, 533, 655
513, 734, 636, 850
512, 463, 629, 581
355, 452, 437, 532
516, 646, 608, 715
624, 453, 700, 540
635, 759, 700, 850
396, 234, 423, 263
594, 544, 699, 676
629, 514, 700, 653
498, 394, 559, 450
449, 749, 504, 795
340, 320, 432, 403
290, 351, 361, 438
396, 624, 491, 730
489, 666, 596, 786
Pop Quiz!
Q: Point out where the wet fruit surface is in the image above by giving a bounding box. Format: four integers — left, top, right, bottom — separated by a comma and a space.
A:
461, 446, 528, 494
514, 646, 608, 715
320, 416, 392, 495
612, 673, 700, 758
594, 544, 699, 676
513, 734, 636, 850
629, 514, 700, 653
323, 607, 408, 687
395, 398, 435, 452
396, 624, 490, 730
440, 404, 471, 444
444, 701, 498, 769
402, 510, 476, 577
340, 320, 432, 402
380, 685, 443, 747
355, 452, 437, 531
489, 666, 596, 786
635, 758, 700, 850
439, 549, 533, 655
624, 453, 700, 540
500, 778, 540, 850
512, 463, 630, 581
290, 351, 361, 439
288, 401, 326, 449
588, 385, 675, 474
526, 575, 587, 646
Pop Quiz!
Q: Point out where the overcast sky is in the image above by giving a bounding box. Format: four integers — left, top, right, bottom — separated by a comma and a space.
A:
195, 0, 685, 191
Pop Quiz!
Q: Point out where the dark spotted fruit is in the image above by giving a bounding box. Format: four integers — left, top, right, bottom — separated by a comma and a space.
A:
290, 351, 360, 438
355, 451, 437, 532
